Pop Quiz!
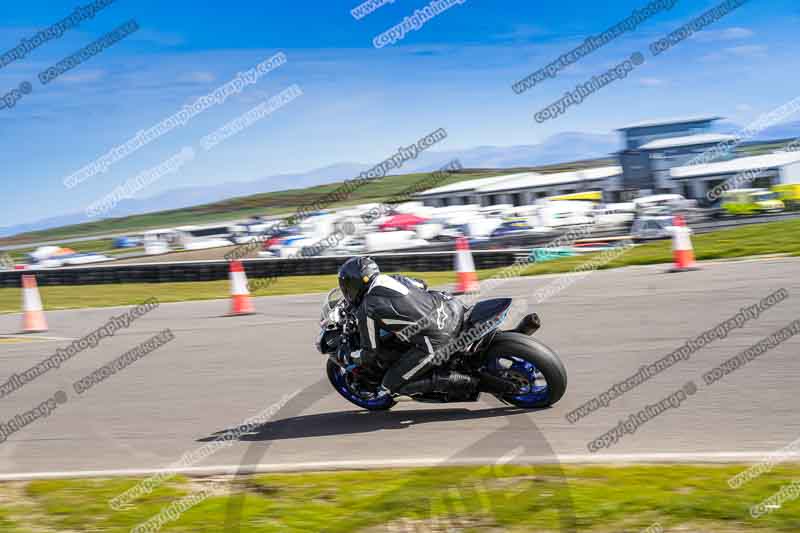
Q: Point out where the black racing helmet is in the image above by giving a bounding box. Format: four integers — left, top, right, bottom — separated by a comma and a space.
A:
338, 256, 380, 305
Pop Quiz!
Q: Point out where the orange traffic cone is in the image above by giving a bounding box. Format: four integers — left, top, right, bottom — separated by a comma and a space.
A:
454, 237, 479, 294
669, 215, 699, 272
228, 261, 255, 315
21, 275, 48, 333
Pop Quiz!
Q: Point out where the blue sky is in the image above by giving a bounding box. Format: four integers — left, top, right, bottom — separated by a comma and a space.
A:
1, 0, 798, 226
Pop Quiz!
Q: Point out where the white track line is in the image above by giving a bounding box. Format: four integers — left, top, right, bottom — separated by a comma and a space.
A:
0, 335, 76, 341
0, 452, 796, 481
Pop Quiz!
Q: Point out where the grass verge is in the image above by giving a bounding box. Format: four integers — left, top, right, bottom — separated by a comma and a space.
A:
1, 219, 798, 313
0, 464, 798, 531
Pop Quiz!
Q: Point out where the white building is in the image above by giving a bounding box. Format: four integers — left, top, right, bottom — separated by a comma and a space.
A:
415, 116, 800, 207
671, 150, 800, 200
416, 166, 622, 207
412, 175, 513, 207
472, 166, 621, 206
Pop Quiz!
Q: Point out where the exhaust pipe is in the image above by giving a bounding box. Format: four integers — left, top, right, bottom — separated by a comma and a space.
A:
512, 313, 541, 336
478, 371, 518, 395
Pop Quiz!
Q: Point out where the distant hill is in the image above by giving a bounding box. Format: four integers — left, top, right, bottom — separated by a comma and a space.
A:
755, 120, 800, 141
0, 131, 619, 238
396, 131, 619, 171
715, 119, 800, 141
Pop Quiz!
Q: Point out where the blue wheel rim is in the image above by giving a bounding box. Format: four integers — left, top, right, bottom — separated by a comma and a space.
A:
331, 366, 393, 409
489, 355, 549, 406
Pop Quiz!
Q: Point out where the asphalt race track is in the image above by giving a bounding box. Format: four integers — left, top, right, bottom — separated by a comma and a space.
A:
0, 257, 798, 477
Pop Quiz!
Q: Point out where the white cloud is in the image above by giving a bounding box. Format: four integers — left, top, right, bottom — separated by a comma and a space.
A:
726, 45, 768, 58
695, 26, 755, 42
639, 77, 664, 87
59, 69, 105, 84
700, 44, 768, 62
179, 71, 216, 84
491, 24, 550, 42
722, 27, 755, 39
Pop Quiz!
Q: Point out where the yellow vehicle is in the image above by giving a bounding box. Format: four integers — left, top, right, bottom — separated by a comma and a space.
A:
772, 184, 800, 209
721, 189, 785, 216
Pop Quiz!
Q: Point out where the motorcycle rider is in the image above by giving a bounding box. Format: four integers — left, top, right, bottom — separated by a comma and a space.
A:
337, 256, 476, 398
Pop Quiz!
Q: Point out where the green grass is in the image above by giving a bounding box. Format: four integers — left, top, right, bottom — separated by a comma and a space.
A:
514, 217, 800, 276
1, 218, 798, 314
0, 273, 458, 313
1, 464, 799, 531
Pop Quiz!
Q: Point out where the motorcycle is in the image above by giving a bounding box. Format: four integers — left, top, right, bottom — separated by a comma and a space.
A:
316, 288, 567, 411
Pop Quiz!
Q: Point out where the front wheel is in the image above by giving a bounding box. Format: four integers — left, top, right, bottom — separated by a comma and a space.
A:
326, 359, 396, 411
485, 332, 567, 408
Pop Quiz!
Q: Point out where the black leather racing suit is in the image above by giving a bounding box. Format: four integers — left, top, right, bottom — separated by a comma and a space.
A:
354, 274, 465, 393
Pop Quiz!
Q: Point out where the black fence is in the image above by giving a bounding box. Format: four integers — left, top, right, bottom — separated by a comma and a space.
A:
0, 250, 526, 288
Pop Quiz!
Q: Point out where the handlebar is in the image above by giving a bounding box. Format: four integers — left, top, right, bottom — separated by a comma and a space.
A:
320, 291, 359, 367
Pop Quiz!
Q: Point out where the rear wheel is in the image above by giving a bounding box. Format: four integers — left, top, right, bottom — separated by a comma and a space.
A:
326, 359, 396, 411
485, 333, 567, 408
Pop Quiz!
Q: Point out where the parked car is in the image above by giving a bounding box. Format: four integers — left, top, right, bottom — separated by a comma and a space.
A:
365, 230, 428, 252
428, 222, 467, 242
322, 236, 366, 256
113, 236, 141, 248
721, 189, 785, 216
535, 201, 594, 227
632, 194, 689, 212
490, 219, 535, 239
631, 216, 688, 241
772, 184, 800, 209
142, 229, 177, 255
592, 202, 636, 227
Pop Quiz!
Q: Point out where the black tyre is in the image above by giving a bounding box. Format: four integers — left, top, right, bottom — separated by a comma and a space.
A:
485, 332, 567, 408
326, 359, 396, 411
